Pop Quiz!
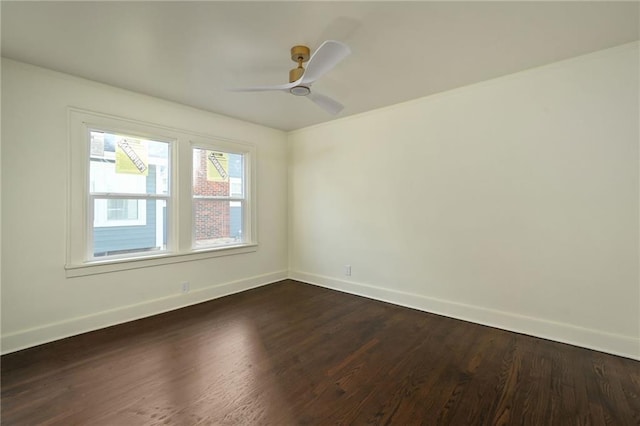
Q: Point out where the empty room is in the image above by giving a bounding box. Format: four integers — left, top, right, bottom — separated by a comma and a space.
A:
1, 1, 639, 424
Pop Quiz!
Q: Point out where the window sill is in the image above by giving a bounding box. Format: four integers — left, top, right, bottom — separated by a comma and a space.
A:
65, 243, 258, 278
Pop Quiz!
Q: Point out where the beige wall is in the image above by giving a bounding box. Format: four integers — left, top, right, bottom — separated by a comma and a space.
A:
1, 60, 289, 353
289, 43, 639, 359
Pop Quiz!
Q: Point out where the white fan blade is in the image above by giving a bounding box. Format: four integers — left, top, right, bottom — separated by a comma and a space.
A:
301, 40, 350, 85
228, 81, 297, 92
308, 92, 344, 115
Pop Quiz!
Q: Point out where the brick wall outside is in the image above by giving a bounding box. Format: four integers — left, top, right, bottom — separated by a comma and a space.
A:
193, 150, 230, 241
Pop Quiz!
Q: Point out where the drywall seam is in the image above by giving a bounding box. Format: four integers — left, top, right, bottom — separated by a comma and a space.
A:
289, 271, 639, 361
1, 270, 288, 355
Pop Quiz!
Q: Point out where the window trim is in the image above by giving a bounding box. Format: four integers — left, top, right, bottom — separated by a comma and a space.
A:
66, 108, 258, 277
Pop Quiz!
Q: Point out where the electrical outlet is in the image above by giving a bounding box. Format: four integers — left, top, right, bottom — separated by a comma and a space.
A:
344, 265, 351, 276
181, 282, 190, 293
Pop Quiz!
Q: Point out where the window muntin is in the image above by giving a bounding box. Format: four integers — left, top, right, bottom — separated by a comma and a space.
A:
192, 147, 246, 249
88, 130, 170, 258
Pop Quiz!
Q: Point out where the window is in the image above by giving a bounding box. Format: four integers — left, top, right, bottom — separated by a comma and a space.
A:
192, 147, 246, 249
88, 130, 169, 258
67, 109, 256, 276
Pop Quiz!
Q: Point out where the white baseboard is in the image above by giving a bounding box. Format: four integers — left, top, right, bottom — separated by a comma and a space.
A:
289, 271, 640, 361
1, 270, 288, 355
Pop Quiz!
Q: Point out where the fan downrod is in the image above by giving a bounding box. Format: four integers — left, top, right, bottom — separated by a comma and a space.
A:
289, 45, 310, 83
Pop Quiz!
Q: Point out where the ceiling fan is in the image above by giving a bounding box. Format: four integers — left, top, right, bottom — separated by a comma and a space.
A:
230, 40, 351, 115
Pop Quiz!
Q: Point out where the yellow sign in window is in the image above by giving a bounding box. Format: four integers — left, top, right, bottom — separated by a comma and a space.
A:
206, 151, 229, 182
116, 138, 149, 176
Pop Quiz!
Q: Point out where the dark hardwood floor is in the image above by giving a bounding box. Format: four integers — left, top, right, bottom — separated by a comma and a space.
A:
2, 280, 639, 425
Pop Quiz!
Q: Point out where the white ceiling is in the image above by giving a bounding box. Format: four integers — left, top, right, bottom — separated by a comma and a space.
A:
2, 1, 638, 131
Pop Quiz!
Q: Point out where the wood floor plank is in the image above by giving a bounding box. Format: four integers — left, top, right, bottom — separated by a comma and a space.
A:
2, 280, 639, 425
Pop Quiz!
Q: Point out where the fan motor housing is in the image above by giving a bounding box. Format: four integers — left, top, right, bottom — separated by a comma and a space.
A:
290, 45, 310, 62
289, 45, 310, 82
290, 86, 310, 96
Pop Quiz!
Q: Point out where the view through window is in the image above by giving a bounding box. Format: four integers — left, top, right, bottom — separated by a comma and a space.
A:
192, 147, 245, 249
89, 131, 170, 258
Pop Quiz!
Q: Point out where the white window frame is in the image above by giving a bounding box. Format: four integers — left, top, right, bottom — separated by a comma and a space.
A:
66, 108, 257, 277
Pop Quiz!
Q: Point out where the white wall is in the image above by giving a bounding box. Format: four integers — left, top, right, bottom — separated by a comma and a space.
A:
1, 59, 289, 353
289, 42, 640, 359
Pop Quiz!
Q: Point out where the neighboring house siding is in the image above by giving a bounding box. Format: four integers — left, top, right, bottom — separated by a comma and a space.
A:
93, 166, 157, 256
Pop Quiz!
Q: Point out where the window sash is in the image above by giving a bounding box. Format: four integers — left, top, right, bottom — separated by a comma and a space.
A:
88, 194, 170, 260
85, 126, 173, 260
90, 192, 170, 199
190, 146, 247, 250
